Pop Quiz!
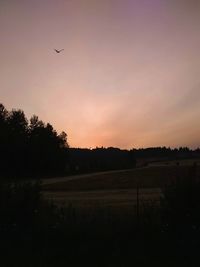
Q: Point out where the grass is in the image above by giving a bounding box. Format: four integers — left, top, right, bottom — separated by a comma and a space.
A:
2, 161, 200, 266
149, 158, 200, 166
41, 163, 200, 212
42, 164, 200, 192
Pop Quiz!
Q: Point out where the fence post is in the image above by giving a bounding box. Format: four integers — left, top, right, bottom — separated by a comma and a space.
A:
136, 182, 140, 228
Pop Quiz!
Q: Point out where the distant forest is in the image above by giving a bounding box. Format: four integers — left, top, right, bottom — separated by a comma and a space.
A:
0, 103, 200, 179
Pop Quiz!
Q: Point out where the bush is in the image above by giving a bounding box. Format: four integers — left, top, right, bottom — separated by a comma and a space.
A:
161, 164, 200, 234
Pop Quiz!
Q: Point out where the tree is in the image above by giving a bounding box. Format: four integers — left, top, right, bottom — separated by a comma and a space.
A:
0, 103, 69, 179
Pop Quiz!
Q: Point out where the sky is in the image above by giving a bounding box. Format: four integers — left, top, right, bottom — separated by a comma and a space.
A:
0, 0, 200, 149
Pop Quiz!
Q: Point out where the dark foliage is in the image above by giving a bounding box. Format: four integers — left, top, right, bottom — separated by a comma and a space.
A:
160, 164, 200, 265
132, 146, 200, 161
68, 147, 136, 173
0, 181, 173, 267
0, 103, 68, 179
1, 178, 200, 266
66, 146, 200, 174
161, 163, 200, 234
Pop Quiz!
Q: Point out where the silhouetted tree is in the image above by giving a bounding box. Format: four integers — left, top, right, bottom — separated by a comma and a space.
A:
0, 103, 69, 179
7, 109, 29, 177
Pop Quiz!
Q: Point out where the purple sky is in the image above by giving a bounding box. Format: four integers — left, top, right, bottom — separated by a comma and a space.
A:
1, 0, 200, 148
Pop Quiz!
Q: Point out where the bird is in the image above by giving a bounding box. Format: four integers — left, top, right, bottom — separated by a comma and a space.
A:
54, 49, 64, 53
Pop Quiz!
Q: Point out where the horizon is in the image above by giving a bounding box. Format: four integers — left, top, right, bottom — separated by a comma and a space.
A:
1, 0, 200, 149
2, 100, 200, 150
68, 145, 200, 150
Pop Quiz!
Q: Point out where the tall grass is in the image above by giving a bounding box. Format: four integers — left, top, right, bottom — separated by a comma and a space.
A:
1, 166, 200, 266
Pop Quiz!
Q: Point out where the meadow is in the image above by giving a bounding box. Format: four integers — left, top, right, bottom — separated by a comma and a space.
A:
42, 159, 200, 212
1, 159, 199, 266
29, 159, 200, 266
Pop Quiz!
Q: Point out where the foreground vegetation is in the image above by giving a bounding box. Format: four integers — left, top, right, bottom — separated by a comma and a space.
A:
0, 164, 199, 266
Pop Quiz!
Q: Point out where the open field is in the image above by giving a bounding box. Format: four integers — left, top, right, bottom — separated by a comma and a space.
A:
42, 164, 200, 191
42, 162, 200, 210
43, 188, 162, 210
148, 158, 200, 166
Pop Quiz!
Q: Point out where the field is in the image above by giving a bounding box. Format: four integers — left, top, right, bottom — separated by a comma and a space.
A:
42, 160, 200, 212
3, 160, 200, 266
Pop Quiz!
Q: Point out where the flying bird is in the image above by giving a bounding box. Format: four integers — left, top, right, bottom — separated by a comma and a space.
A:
54, 49, 64, 53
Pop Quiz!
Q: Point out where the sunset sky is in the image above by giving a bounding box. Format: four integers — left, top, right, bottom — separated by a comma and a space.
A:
1, 0, 200, 149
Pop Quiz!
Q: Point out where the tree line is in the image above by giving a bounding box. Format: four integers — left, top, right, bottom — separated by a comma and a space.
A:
68, 146, 200, 173
1, 102, 200, 179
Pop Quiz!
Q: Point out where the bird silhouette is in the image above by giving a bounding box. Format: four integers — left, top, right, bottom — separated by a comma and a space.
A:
54, 49, 64, 53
